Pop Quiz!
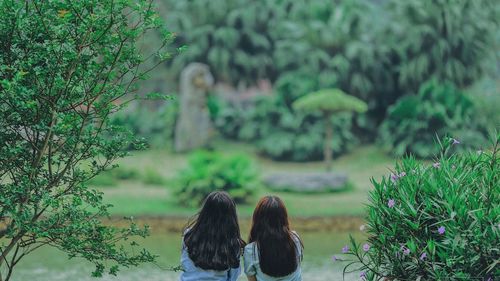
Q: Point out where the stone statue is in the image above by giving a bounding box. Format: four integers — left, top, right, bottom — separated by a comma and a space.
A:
174, 63, 214, 152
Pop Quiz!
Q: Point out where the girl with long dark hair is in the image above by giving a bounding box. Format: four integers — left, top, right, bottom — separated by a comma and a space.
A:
244, 196, 304, 281
180, 191, 245, 281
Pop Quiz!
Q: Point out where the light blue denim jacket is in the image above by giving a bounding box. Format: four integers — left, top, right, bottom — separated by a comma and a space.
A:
179, 240, 241, 281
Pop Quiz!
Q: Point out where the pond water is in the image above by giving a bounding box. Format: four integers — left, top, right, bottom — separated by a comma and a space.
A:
13, 230, 362, 281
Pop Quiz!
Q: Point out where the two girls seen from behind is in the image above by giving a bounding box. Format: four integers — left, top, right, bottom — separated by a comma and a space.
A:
180, 192, 303, 281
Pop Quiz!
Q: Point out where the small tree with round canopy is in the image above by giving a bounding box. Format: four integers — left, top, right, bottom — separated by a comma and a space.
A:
293, 89, 367, 171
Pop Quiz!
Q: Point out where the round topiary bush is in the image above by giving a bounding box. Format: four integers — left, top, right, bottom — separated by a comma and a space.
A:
338, 136, 499, 280
293, 88, 367, 171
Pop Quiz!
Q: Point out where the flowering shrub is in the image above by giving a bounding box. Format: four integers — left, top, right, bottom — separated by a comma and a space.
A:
337, 136, 499, 280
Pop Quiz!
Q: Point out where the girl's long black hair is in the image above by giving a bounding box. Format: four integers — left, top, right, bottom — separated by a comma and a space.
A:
249, 196, 303, 277
183, 191, 245, 271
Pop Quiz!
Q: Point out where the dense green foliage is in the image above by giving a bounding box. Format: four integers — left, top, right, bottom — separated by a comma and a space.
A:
158, 0, 277, 85
160, 0, 497, 110
174, 151, 258, 207
341, 137, 499, 280
271, 0, 383, 111
155, 0, 498, 160
158, 0, 386, 125
216, 96, 357, 161
161, 0, 383, 102
379, 80, 490, 158
386, 0, 498, 91
0, 0, 173, 279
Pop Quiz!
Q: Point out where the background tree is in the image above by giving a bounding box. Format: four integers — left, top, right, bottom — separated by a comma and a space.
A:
293, 89, 367, 171
0, 0, 174, 280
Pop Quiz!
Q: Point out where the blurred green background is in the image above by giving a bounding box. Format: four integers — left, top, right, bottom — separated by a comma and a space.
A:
98, 0, 499, 216
17, 0, 499, 280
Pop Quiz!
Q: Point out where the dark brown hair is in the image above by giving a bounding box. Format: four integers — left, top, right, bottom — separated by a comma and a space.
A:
184, 191, 245, 270
249, 196, 303, 277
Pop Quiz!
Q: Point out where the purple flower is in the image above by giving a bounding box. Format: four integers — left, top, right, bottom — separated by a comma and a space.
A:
399, 171, 406, 177
432, 162, 441, 168
342, 245, 349, 253
362, 243, 370, 252
402, 247, 410, 255
390, 173, 399, 182
438, 226, 446, 235
420, 252, 427, 260
452, 138, 460, 145
388, 199, 395, 208
331, 255, 338, 262
360, 271, 367, 279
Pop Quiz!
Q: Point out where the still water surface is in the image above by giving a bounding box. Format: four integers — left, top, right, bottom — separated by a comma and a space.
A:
14, 231, 362, 281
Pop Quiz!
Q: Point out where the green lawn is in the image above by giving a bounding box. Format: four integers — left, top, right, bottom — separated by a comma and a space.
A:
98, 140, 396, 217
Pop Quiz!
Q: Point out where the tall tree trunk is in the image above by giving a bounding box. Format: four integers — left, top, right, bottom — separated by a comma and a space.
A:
324, 112, 333, 171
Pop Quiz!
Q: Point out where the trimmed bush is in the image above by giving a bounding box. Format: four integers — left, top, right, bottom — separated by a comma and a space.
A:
339, 136, 499, 280
174, 151, 258, 207
293, 89, 367, 170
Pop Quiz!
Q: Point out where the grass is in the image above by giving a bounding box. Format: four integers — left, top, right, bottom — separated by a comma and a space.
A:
97, 140, 396, 218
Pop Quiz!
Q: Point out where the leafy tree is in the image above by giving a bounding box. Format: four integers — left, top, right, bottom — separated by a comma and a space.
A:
293, 89, 367, 170
0, 0, 174, 280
